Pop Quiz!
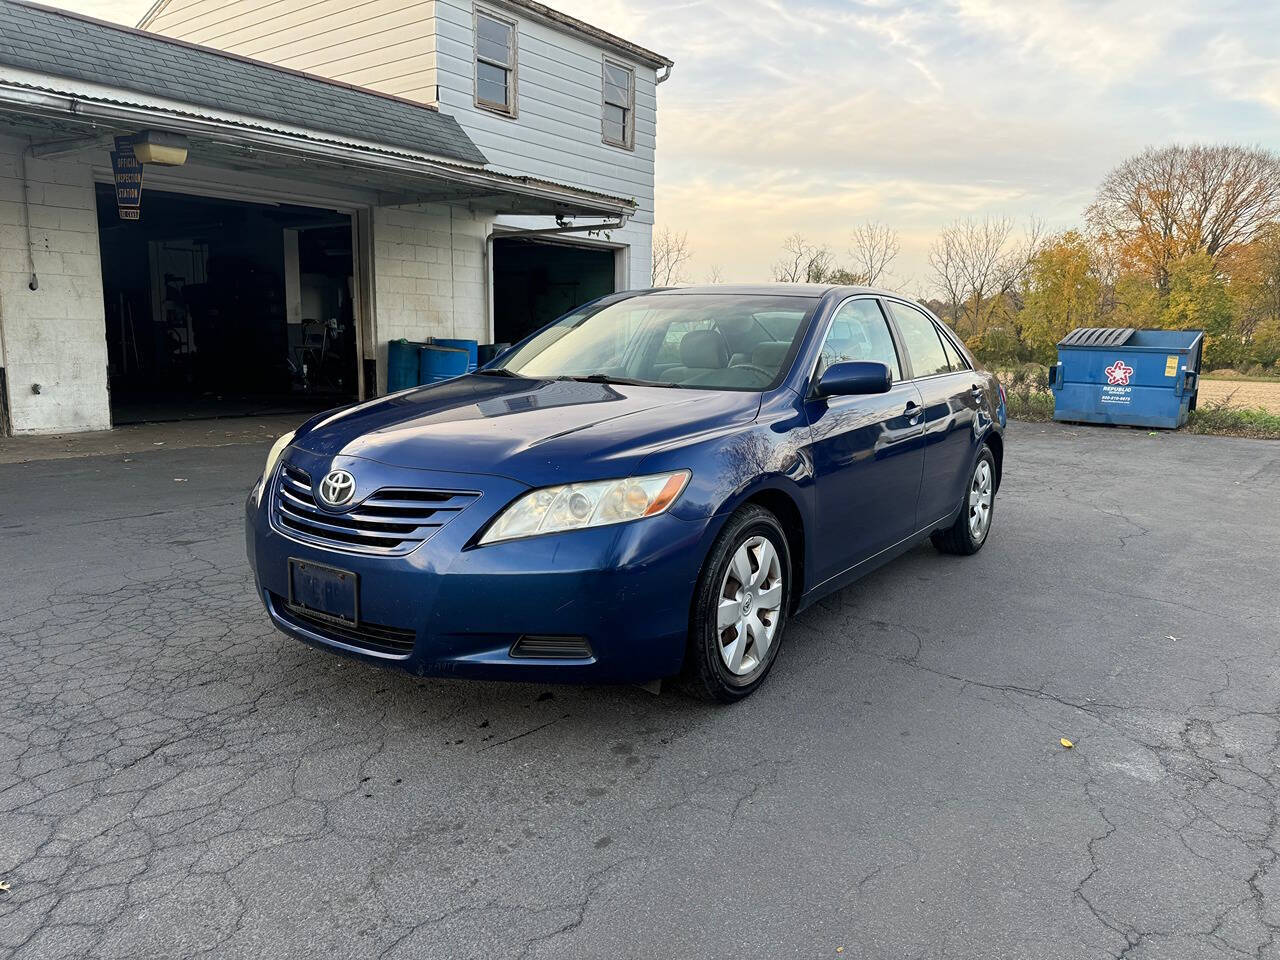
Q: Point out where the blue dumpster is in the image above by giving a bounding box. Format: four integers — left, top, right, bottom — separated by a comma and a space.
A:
1049, 327, 1204, 429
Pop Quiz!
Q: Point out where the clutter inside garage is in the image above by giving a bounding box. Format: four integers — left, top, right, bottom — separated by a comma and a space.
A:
97, 186, 358, 424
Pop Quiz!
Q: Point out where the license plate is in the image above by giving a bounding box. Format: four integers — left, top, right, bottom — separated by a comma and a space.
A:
288, 559, 358, 625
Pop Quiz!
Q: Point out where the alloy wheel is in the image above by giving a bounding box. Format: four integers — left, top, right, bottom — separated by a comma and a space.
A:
716, 535, 783, 677
969, 459, 993, 541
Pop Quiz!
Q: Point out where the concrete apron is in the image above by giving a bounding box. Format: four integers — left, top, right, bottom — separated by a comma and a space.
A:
0, 413, 304, 464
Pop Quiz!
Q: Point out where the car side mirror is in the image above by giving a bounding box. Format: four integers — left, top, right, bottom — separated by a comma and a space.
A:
815, 361, 892, 397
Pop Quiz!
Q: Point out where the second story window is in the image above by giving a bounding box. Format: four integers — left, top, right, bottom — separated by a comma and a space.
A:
475, 8, 516, 116
603, 58, 634, 148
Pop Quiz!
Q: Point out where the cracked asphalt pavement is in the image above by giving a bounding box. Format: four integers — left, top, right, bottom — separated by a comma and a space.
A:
2, 422, 1278, 959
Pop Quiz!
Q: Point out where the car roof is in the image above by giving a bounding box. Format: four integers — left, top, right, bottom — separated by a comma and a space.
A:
638, 283, 907, 300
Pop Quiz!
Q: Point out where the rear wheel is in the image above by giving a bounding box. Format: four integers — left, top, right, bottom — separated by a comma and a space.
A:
932, 444, 996, 555
685, 505, 790, 703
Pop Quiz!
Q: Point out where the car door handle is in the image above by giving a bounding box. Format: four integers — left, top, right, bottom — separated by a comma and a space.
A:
904, 401, 923, 425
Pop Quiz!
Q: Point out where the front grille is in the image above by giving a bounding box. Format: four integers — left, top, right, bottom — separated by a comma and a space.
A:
273, 463, 478, 555
270, 593, 416, 656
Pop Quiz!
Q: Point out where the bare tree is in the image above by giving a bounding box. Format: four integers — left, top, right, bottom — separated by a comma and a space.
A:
651, 227, 693, 287
927, 216, 1043, 338
1087, 143, 1280, 292
772, 234, 835, 283
848, 220, 900, 286
704, 264, 725, 284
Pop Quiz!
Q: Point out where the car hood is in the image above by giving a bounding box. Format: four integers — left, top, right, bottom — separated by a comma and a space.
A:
293, 375, 761, 487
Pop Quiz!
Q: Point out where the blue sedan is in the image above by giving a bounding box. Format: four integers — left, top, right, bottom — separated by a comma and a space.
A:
246, 285, 1006, 701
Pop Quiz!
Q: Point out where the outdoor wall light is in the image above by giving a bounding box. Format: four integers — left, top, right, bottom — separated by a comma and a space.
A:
131, 130, 189, 166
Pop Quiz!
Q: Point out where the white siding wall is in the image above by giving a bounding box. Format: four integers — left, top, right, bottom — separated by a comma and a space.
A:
370, 202, 492, 393
0, 136, 110, 434
146, 0, 441, 102
433, 0, 657, 285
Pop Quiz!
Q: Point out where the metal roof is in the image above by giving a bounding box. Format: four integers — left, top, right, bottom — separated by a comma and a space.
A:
0, 0, 488, 166
0, 77, 638, 217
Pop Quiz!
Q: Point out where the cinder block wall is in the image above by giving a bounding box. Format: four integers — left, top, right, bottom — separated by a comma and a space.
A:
370, 202, 490, 394
0, 136, 109, 434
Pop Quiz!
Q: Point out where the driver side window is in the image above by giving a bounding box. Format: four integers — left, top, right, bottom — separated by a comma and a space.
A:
818, 299, 901, 381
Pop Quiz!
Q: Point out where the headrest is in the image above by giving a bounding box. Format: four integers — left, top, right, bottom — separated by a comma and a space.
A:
751, 340, 791, 370
680, 329, 729, 369
715, 315, 755, 336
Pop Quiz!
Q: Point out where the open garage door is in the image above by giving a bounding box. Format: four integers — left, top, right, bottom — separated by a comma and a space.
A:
492, 237, 616, 346
97, 186, 359, 424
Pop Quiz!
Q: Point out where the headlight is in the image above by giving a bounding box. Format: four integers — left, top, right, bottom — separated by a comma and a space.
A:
255, 430, 296, 506
479, 470, 691, 545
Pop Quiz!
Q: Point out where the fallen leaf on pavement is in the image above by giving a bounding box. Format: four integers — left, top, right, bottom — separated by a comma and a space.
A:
1060, 738, 1074, 749
0, 880, 10, 893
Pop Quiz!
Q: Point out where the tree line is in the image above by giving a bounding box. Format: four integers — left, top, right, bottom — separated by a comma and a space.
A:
653, 143, 1280, 373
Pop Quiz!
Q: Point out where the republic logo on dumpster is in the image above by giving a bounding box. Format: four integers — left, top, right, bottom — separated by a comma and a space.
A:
1105, 360, 1134, 385
1101, 359, 1134, 404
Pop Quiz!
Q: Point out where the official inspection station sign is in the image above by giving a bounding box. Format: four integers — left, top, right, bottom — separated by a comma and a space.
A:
110, 136, 143, 221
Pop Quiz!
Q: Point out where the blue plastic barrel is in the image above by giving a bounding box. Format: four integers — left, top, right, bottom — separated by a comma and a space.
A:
431, 338, 479, 372
419, 344, 470, 384
387, 339, 422, 392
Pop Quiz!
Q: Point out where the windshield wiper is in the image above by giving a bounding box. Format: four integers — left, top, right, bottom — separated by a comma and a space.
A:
559, 374, 679, 388
473, 367, 525, 378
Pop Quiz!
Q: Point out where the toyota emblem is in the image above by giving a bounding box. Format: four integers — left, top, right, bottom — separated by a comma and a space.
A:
319, 469, 356, 507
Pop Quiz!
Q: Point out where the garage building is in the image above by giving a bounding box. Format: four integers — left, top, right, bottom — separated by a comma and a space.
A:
0, 0, 638, 435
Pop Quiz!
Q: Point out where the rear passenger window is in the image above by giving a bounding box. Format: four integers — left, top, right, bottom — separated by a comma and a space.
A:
937, 331, 966, 371
888, 302, 951, 378
817, 299, 901, 381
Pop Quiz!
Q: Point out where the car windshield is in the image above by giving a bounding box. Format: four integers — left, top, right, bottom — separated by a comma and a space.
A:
492, 293, 820, 391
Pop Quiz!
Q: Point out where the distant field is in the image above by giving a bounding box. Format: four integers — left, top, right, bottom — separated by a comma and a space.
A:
1198, 379, 1280, 413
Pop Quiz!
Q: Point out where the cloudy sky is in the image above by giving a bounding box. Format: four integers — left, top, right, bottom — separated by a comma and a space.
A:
44, 0, 1280, 289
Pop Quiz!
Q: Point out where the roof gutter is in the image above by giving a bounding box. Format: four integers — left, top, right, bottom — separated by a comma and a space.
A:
483, 0, 673, 71
0, 83, 636, 218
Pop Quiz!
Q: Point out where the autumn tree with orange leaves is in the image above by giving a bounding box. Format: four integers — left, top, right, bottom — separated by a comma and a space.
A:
1087, 144, 1280, 294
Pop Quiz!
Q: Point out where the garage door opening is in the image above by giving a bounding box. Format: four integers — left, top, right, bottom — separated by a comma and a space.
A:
492, 237, 616, 346
97, 186, 359, 425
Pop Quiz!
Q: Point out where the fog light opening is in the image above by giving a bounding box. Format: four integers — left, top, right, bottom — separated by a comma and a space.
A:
509, 635, 594, 659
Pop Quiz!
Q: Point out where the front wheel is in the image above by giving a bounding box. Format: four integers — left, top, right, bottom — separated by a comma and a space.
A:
684, 505, 791, 703
932, 444, 996, 555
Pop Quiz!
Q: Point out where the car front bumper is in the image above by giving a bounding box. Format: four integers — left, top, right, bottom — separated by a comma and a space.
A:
246, 451, 714, 684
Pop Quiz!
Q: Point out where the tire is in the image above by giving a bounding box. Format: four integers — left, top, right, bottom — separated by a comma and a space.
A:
684, 505, 791, 703
931, 444, 997, 556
